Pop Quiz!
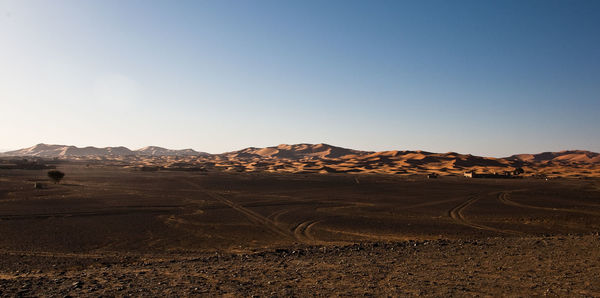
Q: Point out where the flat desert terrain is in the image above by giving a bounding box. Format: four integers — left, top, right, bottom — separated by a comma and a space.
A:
1, 162, 600, 296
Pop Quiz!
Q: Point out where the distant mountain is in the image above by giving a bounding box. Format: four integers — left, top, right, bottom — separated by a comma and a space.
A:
507, 150, 600, 164
135, 146, 205, 156
1, 144, 207, 157
223, 143, 367, 159
1, 144, 133, 157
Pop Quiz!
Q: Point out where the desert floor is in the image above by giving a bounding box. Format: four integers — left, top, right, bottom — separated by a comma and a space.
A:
1, 163, 599, 296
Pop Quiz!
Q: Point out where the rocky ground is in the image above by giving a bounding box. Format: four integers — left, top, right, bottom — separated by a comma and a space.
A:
2, 166, 599, 296
1, 234, 599, 296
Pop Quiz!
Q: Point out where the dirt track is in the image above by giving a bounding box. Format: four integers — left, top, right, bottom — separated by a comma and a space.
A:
449, 193, 524, 235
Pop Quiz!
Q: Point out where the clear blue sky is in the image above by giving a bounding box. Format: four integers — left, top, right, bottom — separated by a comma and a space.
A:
1, 0, 599, 156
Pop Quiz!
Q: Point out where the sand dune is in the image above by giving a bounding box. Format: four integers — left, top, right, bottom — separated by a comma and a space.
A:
135, 146, 205, 156
223, 143, 365, 159
507, 150, 600, 164
2, 143, 599, 177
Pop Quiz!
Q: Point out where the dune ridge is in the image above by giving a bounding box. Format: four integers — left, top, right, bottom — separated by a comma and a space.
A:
2, 143, 598, 177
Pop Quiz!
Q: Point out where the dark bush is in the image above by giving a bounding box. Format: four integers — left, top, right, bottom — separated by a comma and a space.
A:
47, 170, 65, 184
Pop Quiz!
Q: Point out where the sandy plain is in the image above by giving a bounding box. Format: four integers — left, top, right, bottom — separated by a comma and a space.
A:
1, 161, 599, 296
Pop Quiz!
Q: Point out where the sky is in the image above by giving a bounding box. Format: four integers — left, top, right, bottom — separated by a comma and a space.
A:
1, 0, 599, 156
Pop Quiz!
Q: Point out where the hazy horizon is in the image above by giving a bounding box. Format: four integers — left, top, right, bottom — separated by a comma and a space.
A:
2, 0, 599, 157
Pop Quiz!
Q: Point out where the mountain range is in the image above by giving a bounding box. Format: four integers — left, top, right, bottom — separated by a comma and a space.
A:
1, 143, 599, 165
1, 143, 206, 158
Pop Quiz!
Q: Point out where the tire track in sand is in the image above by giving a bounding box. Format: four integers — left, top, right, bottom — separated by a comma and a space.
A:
498, 191, 600, 217
184, 180, 295, 240
399, 197, 464, 210
449, 194, 523, 235
267, 209, 289, 221
292, 220, 321, 243
269, 208, 323, 243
